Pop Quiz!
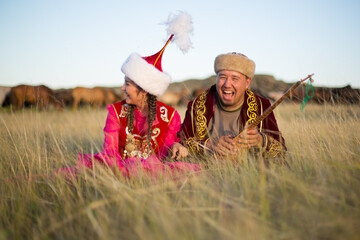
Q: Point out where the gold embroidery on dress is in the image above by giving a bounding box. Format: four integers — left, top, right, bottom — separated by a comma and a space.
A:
159, 106, 169, 122
123, 127, 161, 159
119, 104, 128, 118
151, 128, 160, 150
124, 133, 136, 157
246, 89, 258, 125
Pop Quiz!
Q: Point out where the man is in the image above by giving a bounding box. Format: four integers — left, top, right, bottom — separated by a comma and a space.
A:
178, 52, 286, 162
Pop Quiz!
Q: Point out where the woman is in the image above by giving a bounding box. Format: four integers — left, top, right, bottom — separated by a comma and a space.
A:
68, 77, 199, 178
62, 12, 201, 178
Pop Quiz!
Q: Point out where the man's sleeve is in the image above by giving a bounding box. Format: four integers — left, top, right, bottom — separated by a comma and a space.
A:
178, 100, 208, 156
259, 99, 287, 163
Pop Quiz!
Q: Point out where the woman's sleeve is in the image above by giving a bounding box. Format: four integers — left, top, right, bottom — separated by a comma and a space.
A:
77, 105, 122, 168
157, 110, 182, 159
102, 105, 120, 154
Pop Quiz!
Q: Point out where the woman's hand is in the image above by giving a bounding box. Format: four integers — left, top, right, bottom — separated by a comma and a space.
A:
171, 142, 189, 160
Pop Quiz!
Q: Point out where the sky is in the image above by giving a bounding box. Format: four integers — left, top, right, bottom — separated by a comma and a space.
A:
0, 0, 359, 89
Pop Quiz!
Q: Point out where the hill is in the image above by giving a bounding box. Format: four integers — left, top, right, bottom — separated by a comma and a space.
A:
166, 74, 292, 101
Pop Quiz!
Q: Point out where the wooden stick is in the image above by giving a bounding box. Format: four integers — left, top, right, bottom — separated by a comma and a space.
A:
233, 73, 314, 141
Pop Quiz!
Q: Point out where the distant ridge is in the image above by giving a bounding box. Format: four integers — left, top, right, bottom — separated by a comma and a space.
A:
2, 75, 359, 107
166, 74, 292, 100
167, 75, 216, 93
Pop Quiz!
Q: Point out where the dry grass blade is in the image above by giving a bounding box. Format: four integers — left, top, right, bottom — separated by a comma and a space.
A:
0, 105, 359, 240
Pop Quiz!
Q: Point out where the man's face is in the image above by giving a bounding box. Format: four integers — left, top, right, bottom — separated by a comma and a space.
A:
216, 70, 251, 107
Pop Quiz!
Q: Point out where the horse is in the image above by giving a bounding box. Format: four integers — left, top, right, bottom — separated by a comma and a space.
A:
72, 87, 105, 109
72, 87, 123, 109
158, 88, 190, 106
0, 86, 11, 107
9, 84, 60, 110
103, 88, 124, 106
54, 88, 74, 108
331, 85, 360, 104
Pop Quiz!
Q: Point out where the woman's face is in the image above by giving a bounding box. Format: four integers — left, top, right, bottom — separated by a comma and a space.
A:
121, 77, 147, 107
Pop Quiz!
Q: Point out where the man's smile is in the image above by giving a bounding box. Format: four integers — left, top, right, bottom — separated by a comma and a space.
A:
222, 89, 235, 101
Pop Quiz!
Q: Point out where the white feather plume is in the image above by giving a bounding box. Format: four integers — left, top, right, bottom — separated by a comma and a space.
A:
164, 11, 193, 54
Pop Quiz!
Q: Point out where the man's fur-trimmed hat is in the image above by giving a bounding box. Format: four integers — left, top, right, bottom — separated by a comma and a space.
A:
214, 52, 255, 78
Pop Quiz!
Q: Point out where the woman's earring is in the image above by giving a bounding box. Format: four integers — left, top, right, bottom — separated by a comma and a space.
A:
143, 95, 148, 106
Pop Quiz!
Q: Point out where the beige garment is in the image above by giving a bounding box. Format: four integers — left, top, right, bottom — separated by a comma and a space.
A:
208, 100, 243, 140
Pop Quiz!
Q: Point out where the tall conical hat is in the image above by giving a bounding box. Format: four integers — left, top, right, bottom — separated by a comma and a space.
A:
121, 12, 193, 96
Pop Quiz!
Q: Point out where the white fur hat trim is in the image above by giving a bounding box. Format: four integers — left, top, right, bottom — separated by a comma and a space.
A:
121, 53, 171, 97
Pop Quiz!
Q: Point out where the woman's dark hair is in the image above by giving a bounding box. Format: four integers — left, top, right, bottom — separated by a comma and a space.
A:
126, 82, 157, 149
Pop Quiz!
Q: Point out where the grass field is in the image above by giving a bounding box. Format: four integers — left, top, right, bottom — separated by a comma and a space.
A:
0, 104, 359, 240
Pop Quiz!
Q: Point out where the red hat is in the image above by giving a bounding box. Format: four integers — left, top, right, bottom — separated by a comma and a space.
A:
121, 12, 193, 96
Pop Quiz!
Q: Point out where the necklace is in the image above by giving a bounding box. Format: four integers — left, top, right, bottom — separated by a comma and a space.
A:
123, 133, 153, 159
124, 133, 136, 158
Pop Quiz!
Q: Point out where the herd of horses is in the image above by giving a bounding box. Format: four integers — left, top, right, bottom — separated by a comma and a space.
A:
0, 84, 205, 111
0, 81, 359, 111
0, 85, 124, 111
287, 84, 360, 104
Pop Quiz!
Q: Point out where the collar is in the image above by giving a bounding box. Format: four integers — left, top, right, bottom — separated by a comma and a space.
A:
216, 92, 244, 112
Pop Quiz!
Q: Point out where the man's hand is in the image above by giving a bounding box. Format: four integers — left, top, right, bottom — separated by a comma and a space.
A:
171, 142, 189, 160
236, 128, 263, 148
206, 135, 238, 156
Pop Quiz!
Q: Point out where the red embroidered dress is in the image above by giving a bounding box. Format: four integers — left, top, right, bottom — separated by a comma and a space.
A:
62, 100, 202, 177
113, 100, 176, 159
180, 85, 287, 161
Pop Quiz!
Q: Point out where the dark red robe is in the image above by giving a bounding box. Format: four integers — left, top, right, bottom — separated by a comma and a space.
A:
179, 85, 286, 161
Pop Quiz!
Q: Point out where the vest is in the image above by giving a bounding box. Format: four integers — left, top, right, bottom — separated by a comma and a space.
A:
112, 100, 176, 158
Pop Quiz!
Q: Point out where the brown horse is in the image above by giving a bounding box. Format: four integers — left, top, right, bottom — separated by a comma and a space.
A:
103, 88, 124, 105
0, 86, 11, 107
331, 85, 360, 104
72, 87, 124, 109
9, 84, 60, 110
158, 88, 190, 106
54, 88, 74, 108
72, 87, 104, 109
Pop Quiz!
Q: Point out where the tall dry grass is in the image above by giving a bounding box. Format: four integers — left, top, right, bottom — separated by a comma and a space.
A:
0, 104, 359, 240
